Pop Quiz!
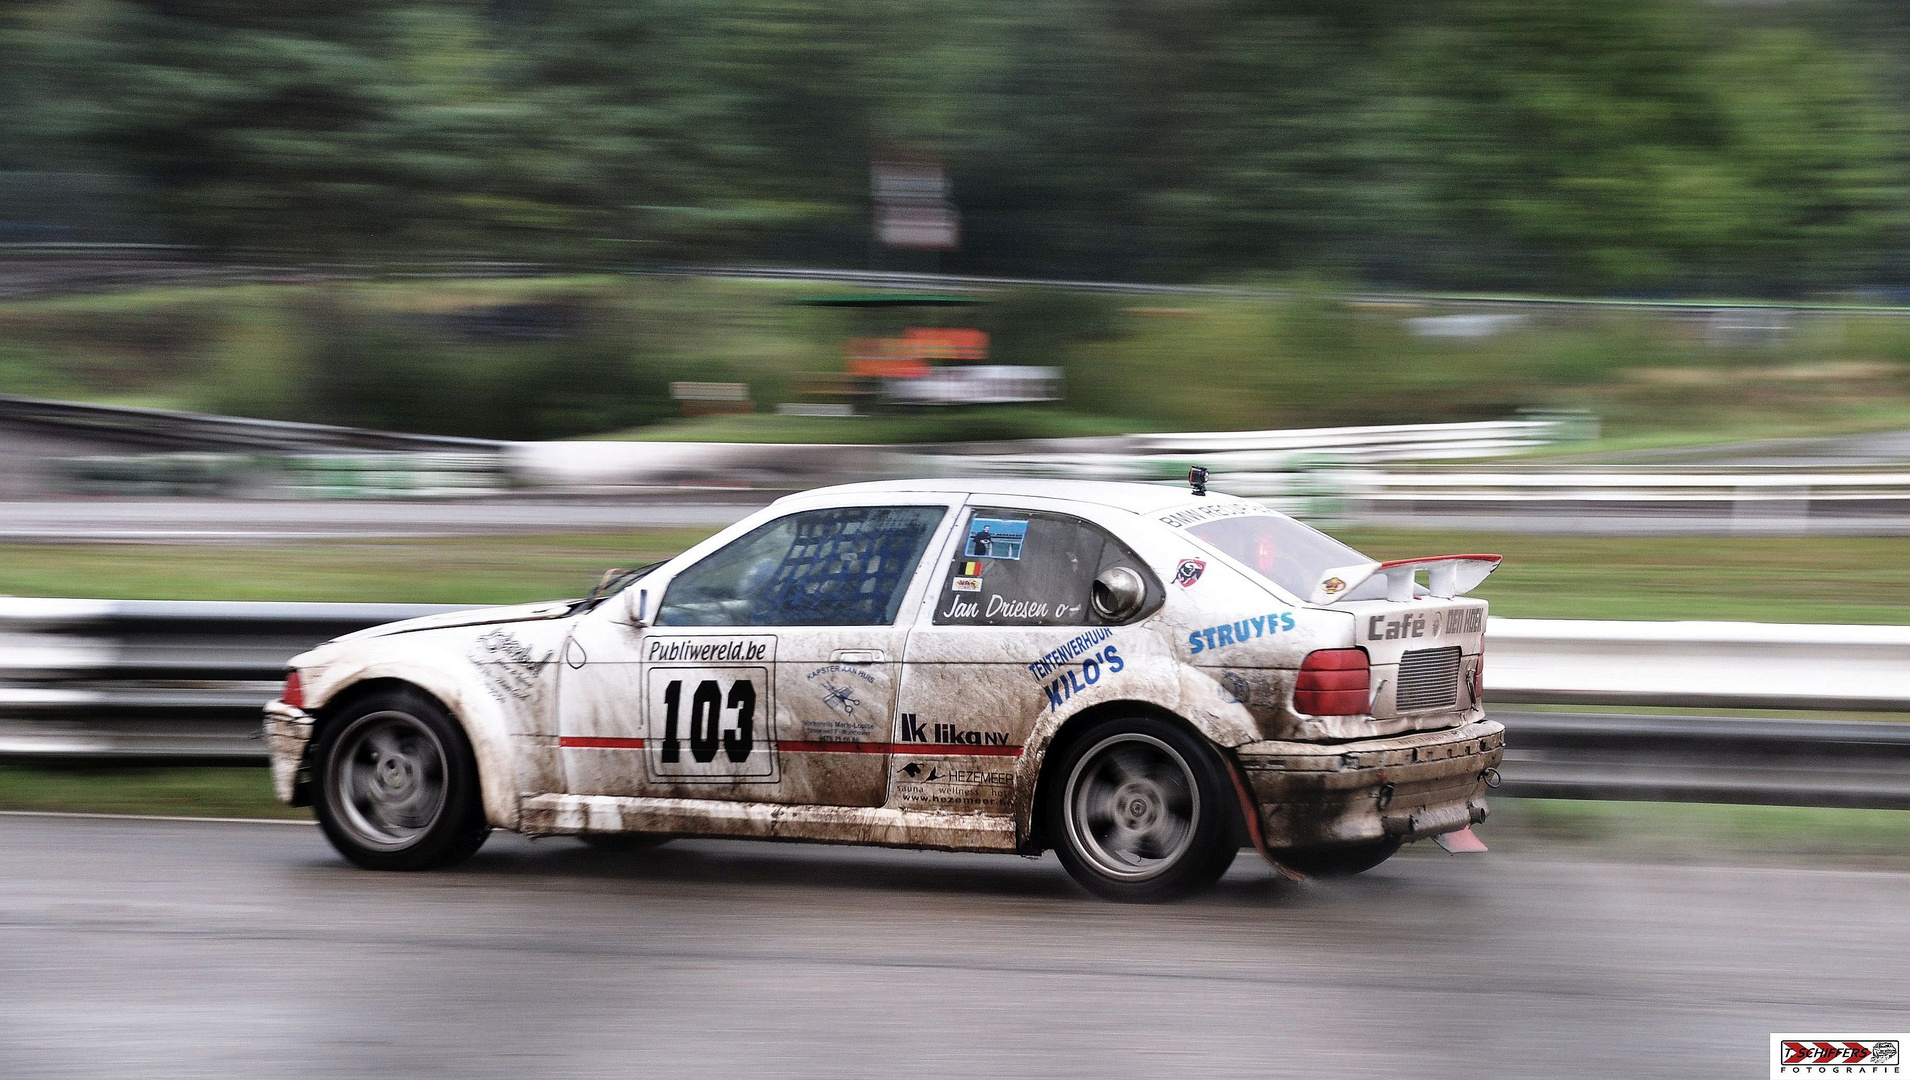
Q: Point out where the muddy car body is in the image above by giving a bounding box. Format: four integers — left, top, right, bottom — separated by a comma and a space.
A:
265, 479, 1504, 900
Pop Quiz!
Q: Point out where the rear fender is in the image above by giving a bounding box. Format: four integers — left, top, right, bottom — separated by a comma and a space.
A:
1012, 676, 1262, 852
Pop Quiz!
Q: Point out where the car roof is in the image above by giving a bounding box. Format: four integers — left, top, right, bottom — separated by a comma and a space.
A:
777, 478, 1259, 516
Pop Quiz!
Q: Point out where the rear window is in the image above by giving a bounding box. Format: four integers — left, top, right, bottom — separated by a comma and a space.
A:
1185, 513, 1373, 600
933, 507, 1158, 626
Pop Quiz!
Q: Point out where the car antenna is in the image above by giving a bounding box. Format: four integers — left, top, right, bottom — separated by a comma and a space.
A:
1188, 465, 1209, 497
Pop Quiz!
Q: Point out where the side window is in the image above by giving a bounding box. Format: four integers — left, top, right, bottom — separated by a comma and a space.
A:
657, 505, 946, 627
933, 507, 1159, 626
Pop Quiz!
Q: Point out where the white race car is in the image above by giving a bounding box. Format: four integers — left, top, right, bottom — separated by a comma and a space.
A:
265, 478, 1504, 901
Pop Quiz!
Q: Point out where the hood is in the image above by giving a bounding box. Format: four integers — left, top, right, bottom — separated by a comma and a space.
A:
329, 600, 577, 644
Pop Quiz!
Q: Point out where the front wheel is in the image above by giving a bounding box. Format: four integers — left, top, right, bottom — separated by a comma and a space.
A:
312, 688, 491, 871
1044, 717, 1239, 902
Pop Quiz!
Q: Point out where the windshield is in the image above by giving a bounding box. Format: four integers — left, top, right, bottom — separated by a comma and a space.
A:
573, 561, 665, 611
1185, 513, 1373, 600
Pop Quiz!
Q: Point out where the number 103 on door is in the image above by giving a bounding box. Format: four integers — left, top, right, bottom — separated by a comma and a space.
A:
645, 667, 779, 781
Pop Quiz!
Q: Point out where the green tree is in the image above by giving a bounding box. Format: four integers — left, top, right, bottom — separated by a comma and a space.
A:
1395, 0, 1903, 291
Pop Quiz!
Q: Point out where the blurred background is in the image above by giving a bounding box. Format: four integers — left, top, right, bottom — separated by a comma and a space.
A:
3, 0, 1910, 439
3, 3, 1910, 1078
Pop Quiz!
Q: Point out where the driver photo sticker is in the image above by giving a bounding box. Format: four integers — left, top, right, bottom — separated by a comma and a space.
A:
964, 518, 1028, 560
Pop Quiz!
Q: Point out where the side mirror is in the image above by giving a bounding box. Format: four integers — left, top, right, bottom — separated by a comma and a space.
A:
1091, 566, 1146, 622
621, 584, 652, 627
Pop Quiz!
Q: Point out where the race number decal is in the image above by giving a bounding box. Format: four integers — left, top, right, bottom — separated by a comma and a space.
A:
645, 666, 778, 782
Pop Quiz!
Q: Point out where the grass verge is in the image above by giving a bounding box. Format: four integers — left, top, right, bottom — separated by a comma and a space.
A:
1337, 529, 1910, 623
0, 530, 719, 604
1481, 797, 1910, 866
3, 529, 1909, 621
0, 763, 307, 820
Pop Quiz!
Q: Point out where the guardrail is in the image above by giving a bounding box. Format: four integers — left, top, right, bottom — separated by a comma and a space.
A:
0, 393, 505, 454
0, 599, 468, 757
1494, 711, 1910, 809
1, 599, 1906, 810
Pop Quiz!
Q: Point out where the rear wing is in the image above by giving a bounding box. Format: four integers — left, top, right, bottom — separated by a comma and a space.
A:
1309, 554, 1502, 605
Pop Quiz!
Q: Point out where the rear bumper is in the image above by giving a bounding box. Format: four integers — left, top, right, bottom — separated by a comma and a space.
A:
1235, 719, 1504, 849
263, 701, 315, 806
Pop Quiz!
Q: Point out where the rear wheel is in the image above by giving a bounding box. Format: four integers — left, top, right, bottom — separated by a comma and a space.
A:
1275, 837, 1403, 877
1045, 716, 1239, 902
312, 688, 490, 871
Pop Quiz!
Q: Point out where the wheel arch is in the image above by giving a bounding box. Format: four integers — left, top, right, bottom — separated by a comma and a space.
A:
1015, 699, 1246, 855
304, 663, 523, 832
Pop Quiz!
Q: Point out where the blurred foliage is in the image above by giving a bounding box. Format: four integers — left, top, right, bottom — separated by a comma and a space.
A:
10, 277, 1910, 441
1, 0, 1907, 292
604, 406, 1143, 444
282, 292, 682, 439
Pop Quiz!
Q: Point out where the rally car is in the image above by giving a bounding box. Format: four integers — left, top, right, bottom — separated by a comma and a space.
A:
264, 477, 1504, 902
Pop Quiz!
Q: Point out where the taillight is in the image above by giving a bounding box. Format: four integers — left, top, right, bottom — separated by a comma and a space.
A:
280, 670, 305, 709
1295, 648, 1370, 716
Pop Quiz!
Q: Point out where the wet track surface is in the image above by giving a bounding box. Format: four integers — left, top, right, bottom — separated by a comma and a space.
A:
0, 815, 1901, 1080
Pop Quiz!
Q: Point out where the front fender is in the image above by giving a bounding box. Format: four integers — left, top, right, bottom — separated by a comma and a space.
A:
295, 625, 567, 833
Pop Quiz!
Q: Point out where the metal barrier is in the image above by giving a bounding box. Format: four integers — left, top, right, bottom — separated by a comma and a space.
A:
1, 599, 1906, 810
0, 393, 504, 454
1493, 711, 1910, 809
0, 599, 470, 757
1486, 618, 1910, 712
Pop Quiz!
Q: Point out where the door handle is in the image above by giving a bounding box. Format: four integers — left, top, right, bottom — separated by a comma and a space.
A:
831, 649, 886, 664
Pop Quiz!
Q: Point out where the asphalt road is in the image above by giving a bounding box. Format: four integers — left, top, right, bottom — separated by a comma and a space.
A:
0, 815, 1901, 1079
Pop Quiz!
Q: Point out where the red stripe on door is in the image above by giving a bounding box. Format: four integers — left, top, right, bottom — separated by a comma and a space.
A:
559, 736, 646, 749
894, 743, 1023, 757
778, 740, 891, 754
560, 737, 1021, 757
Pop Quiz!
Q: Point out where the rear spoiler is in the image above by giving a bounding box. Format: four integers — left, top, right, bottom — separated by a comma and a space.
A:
1309, 554, 1502, 605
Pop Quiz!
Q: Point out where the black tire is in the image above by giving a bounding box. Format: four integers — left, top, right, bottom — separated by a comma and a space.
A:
577, 834, 673, 851
1274, 837, 1403, 877
311, 687, 491, 871
1043, 715, 1240, 903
